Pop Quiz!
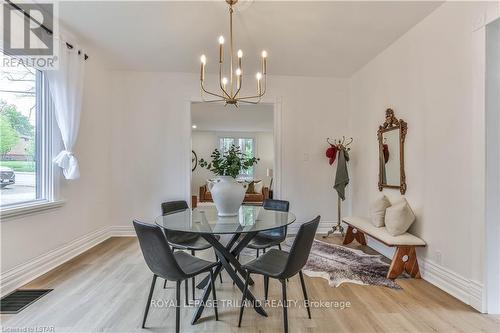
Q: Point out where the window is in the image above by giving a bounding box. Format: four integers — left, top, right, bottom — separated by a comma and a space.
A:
0, 52, 53, 209
219, 136, 255, 179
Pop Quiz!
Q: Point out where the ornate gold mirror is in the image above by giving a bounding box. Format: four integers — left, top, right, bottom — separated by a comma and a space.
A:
378, 108, 407, 194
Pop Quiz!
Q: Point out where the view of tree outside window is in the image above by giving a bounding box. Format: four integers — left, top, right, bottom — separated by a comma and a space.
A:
0, 53, 39, 206
219, 137, 255, 178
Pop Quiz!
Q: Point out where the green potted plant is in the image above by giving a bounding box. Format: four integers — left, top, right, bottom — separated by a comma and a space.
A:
199, 145, 259, 216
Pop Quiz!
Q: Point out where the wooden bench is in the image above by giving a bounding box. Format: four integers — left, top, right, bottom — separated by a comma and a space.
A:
342, 216, 426, 279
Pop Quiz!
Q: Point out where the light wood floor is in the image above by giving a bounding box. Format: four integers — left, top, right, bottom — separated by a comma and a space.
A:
1, 236, 499, 333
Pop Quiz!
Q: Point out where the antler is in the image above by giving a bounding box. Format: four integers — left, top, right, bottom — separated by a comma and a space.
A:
327, 136, 353, 148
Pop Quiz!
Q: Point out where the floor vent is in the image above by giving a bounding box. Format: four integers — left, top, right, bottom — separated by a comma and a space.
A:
0, 289, 53, 314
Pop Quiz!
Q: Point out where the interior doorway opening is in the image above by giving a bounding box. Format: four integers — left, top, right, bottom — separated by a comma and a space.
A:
190, 102, 275, 208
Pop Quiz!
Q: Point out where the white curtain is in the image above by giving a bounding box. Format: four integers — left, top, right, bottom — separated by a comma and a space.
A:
46, 38, 85, 179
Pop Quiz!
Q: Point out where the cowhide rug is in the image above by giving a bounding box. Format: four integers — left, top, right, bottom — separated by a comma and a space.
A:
284, 239, 404, 289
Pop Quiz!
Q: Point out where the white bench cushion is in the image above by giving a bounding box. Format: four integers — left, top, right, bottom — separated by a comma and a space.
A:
343, 216, 426, 247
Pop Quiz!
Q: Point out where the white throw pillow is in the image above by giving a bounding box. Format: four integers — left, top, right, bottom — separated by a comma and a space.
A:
253, 180, 263, 194
369, 196, 391, 227
384, 198, 416, 236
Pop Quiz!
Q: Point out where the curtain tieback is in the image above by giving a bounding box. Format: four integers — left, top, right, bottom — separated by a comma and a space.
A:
53, 150, 80, 179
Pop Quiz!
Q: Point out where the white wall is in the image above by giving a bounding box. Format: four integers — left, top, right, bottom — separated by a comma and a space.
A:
191, 130, 274, 195
110, 73, 350, 231
349, 1, 499, 311
0, 47, 112, 275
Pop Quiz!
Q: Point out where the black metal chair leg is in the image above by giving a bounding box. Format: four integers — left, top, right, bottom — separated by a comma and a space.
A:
185, 279, 189, 306
191, 250, 196, 301
263, 248, 266, 254
238, 271, 250, 327
192, 277, 195, 301
278, 244, 282, 251
256, 249, 259, 258
163, 279, 167, 289
299, 271, 311, 319
281, 279, 288, 333
142, 274, 157, 328
264, 276, 269, 301
176, 281, 181, 333
209, 269, 219, 321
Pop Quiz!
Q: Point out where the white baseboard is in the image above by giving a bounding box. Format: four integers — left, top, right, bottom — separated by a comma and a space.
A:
288, 220, 337, 235
367, 237, 485, 313
1, 226, 112, 296
109, 225, 136, 237
467, 280, 485, 312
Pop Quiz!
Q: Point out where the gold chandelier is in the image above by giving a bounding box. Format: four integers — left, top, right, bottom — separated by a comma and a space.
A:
199, 0, 267, 106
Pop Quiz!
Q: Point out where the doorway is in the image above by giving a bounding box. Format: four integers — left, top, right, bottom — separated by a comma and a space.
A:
189, 102, 276, 208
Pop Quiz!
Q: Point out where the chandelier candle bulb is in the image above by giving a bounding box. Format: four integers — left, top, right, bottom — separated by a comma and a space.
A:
256, 72, 262, 94
236, 68, 242, 89
200, 55, 206, 81
219, 36, 225, 63
237, 49, 243, 68
261, 50, 267, 75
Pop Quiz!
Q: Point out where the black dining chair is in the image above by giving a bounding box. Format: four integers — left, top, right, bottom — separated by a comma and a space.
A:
161, 200, 222, 303
238, 215, 320, 333
247, 199, 290, 256
133, 220, 218, 333
234, 199, 290, 287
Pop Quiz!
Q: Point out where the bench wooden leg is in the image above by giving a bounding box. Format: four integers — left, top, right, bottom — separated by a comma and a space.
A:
387, 246, 421, 279
343, 226, 367, 246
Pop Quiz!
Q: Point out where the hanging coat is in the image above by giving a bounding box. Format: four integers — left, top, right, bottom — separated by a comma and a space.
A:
334, 148, 350, 201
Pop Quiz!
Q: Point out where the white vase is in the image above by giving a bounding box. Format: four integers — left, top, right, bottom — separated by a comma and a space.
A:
209, 176, 247, 216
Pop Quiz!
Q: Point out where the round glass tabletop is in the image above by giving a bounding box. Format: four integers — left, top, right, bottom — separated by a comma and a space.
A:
155, 205, 296, 234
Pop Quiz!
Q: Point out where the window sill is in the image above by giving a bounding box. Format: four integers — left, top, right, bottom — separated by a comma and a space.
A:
0, 200, 66, 220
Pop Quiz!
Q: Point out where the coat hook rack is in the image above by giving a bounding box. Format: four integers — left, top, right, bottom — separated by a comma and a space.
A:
324, 136, 353, 238
327, 136, 353, 150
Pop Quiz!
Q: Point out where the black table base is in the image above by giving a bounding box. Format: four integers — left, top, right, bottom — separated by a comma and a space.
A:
191, 232, 267, 324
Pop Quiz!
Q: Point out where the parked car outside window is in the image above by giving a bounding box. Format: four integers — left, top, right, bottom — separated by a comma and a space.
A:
0, 166, 15, 188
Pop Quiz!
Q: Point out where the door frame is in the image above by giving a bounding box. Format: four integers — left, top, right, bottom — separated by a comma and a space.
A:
485, 17, 500, 315
184, 96, 284, 204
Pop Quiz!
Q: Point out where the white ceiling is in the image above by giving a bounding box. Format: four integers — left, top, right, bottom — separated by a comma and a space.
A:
59, 1, 442, 77
191, 102, 274, 132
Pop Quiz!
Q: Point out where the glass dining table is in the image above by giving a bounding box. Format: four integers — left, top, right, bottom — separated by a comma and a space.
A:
155, 204, 296, 324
